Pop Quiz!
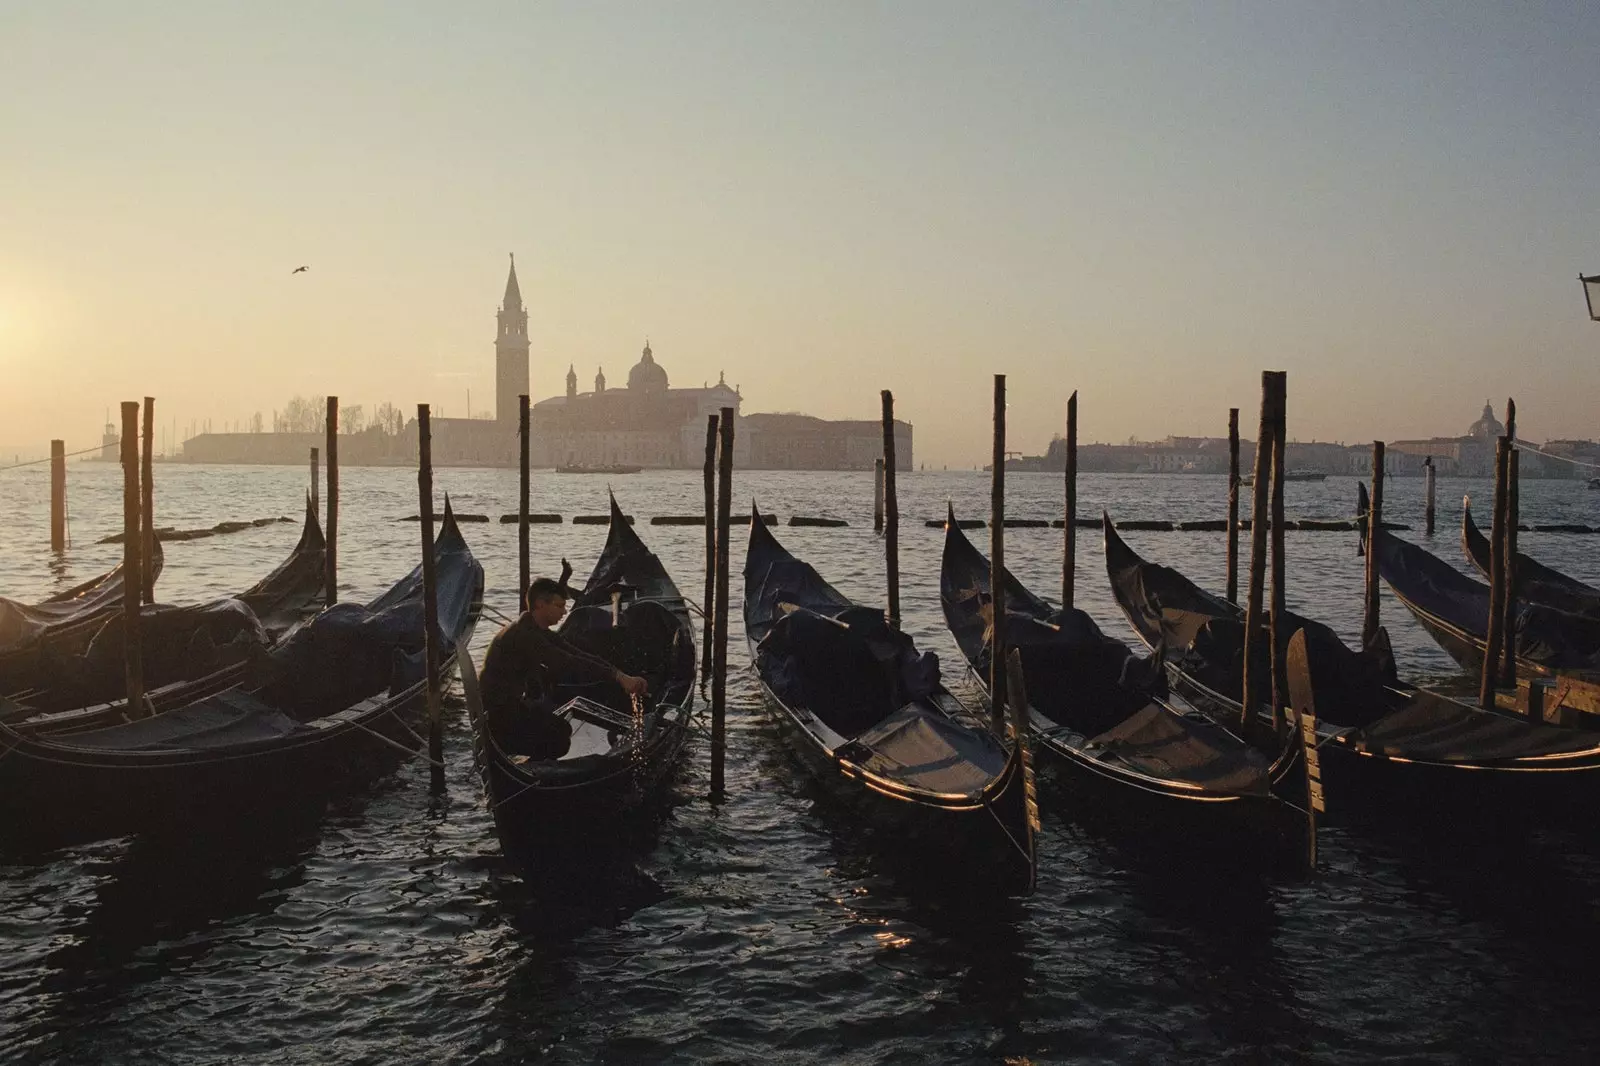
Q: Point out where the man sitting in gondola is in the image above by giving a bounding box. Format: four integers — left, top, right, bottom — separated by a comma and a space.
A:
480, 576, 649, 759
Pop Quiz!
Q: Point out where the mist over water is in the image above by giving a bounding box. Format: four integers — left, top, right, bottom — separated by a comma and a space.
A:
4, 464, 1600, 1063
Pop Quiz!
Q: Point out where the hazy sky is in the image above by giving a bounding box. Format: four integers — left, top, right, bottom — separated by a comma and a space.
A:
3, 2, 1598, 465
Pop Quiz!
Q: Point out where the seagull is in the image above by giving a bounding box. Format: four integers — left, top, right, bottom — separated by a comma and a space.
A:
291, 265, 309, 274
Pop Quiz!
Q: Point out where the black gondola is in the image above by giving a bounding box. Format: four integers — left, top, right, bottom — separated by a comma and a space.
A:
1462, 501, 1600, 618
1104, 514, 1600, 822
939, 509, 1296, 840
0, 497, 328, 721
744, 504, 1035, 887
465, 493, 696, 867
0, 504, 484, 853
1362, 485, 1600, 679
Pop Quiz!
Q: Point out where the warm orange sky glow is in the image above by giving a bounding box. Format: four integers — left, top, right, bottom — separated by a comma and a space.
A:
3, 3, 1597, 464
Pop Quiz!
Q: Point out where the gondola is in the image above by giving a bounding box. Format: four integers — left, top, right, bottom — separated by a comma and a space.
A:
1362, 485, 1600, 679
0, 496, 328, 722
1105, 514, 1600, 822
466, 493, 696, 867
0, 503, 484, 852
1462, 501, 1600, 618
744, 504, 1035, 887
939, 509, 1297, 841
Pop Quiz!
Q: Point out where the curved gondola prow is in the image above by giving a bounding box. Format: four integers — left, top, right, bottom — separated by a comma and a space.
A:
1462, 499, 1490, 579
999, 648, 1040, 892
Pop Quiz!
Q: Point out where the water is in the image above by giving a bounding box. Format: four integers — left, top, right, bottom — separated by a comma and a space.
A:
4, 464, 1600, 1064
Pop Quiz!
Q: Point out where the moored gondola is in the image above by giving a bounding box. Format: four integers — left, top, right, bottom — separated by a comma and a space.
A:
0, 504, 484, 853
939, 508, 1298, 842
0, 542, 165, 654
1105, 514, 1600, 823
466, 493, 696, 868
0, 497, 329, 722
744, 504, 1035, 888
1462, 501, 1600, 618
1362, 485, 1600, 679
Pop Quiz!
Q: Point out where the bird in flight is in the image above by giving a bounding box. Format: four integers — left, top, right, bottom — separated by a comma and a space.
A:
291, 265, 309, 274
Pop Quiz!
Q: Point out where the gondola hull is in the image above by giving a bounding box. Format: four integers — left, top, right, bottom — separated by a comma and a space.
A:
752, 678, 1034, 886
0, 507, 482, 853
466, 494, 697, 869
1105, 515, 1600, 825
0, 677, 439, 852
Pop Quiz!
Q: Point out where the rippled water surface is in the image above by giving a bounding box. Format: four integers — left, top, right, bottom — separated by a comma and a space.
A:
4, 464, 1600, 1064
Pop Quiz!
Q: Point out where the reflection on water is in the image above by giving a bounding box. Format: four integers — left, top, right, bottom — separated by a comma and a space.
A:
5, 467, 1600, 1062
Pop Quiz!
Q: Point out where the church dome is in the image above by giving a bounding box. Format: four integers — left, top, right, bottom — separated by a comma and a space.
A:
627, 341, 669, 393
1468, 401, 1505, 440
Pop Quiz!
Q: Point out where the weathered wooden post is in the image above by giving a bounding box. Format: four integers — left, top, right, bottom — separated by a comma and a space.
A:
990, 374, 1008, 729
49, 439, 65, 552
1267, 373, 1288, 731
325, 397, 339, 606
518, 394, 530, 611
710, 407, 734, 796
1501, 444, 1520, 689
1226, 408, 1240, 603
1239, 374, 1275, 731
881, 390, 900, 628
1423, 457, 1436, 536
417, 403, 445, 792
1063, 390, 1078, 609
310, 447, 319, 515
141, 396, 155, 603
119, 402, 145, 717
1362, 442, 1386, 649
1480, 436, 1510, 710
873, 458, 885, 534
1499, 399, 1519, 689
701, 415, 717, 691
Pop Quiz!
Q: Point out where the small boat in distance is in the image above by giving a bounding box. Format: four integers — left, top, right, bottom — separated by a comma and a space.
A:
556, 463, 643, 475
1240, 470, 1327, 486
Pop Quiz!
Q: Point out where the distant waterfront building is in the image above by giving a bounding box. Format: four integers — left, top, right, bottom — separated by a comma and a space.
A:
527, 344, 749, 468
744, 413, 912, 471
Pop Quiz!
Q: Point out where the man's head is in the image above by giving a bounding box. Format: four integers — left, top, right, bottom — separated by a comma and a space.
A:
526, 577, 568, 627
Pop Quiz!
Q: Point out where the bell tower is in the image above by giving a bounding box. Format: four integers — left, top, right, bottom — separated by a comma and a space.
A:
495, 254, 530, 424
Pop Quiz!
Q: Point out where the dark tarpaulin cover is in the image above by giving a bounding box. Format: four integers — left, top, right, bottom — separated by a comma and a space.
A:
60, 689, 309, 751
1349, 688, 1600, 762
1084, 704, 1270, 795
848, 704, 1006, 795
1105, 519, 1394, 728
1373, 525, 1600, 670
756, 605, 941, 738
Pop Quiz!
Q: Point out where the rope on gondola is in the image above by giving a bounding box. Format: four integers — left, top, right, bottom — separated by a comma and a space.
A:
344, 714, 446, 769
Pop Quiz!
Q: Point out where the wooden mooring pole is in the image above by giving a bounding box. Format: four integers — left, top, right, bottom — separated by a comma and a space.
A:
119, 401, 145, 718
518, 394, 530, 611
417, 403, 444, 792
1239, 375, 1274, 731
325, 397, 339, 606
310, 447, 319, 515
141, 396, 155, 603
710, 407, 734, 796
701, 415, 717, 691
49, 439, 65, 552
990, 374, 1008, 729
1499, 399, 1519, 689
1362, 442, 1385, 649
873, 458, 885, 535
1424, 457, 1436, 536
1267, 373, 1287, 731
1480, 436, 1510, 710
881, 391, 900, 628
1063, 390, 1078, 609
1226, 408, 1240, 603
